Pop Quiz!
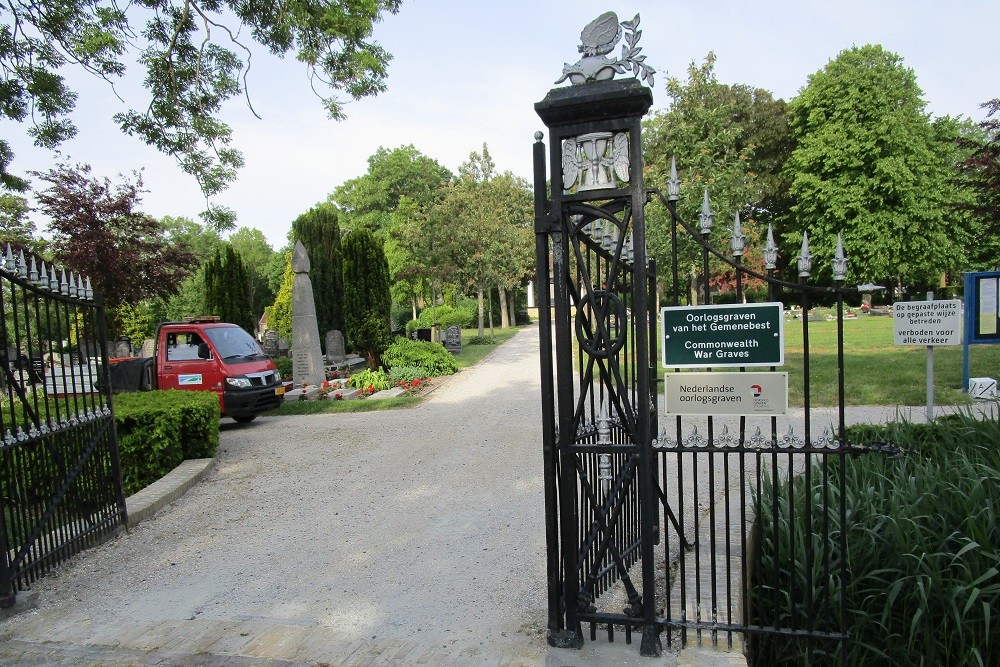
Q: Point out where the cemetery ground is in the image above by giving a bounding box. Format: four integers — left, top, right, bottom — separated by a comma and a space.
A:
273, 327, 523, 416
1, 321, 997, 665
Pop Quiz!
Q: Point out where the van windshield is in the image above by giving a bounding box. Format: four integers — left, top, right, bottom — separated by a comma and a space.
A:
204, 326, 266, 360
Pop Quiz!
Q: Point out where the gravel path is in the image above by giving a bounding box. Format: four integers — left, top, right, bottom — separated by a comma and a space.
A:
0, 327, 573, 665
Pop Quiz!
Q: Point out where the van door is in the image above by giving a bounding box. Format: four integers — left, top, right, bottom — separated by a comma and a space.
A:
158, 330, 219, 393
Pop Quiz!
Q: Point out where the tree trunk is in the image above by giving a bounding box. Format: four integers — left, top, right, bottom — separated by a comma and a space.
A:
497, 284, 510, 329
508, 289, 516, 327
488, 290, 495, 339
411, 293, 418, 321
477, 286, 485, 337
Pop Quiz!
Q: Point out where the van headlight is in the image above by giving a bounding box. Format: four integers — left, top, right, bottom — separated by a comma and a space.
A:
226, 377, 252, 389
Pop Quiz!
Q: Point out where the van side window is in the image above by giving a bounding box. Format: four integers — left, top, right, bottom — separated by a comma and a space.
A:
166, 332, 210, 361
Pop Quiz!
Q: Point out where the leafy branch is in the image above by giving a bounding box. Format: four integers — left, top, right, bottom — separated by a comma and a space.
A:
613, 14, 655, 87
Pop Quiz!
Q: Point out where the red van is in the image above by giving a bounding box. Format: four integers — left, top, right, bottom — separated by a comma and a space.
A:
154, 318, 285, 422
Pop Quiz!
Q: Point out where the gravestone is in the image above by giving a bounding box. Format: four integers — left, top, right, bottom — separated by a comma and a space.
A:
263, 329, 279, 357
445, 325, 462, 354
141, 338, 156, 358
278, 338, 289, 357
113, 338, 132, 358
325, 330, 345, 365
291, 241, 326, 387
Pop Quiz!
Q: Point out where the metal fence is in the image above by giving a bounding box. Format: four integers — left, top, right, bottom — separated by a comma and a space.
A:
0, 247, 126, 608
534, 78, 861, 664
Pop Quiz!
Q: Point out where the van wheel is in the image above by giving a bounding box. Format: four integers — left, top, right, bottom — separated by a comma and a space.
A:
233, 415, 257, 423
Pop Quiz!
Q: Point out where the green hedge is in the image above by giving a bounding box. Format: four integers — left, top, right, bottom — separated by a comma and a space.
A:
382, 337, 458, 376
114, 390, 220, 495
749, 413, 1000, 666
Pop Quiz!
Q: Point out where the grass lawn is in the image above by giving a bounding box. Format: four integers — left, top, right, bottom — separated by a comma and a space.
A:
783, 314, 1000, 406
272, 326, 524, 415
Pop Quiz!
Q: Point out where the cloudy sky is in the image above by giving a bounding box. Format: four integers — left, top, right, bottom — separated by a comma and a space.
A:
5, 0, 999, 249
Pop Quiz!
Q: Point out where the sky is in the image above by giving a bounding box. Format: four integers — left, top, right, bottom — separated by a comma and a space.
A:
4, 1, 999, 250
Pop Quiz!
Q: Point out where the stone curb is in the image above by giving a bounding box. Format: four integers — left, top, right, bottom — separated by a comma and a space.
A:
126, 457, 216, 527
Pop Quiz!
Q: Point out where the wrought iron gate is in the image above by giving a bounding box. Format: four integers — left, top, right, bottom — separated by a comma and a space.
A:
0, 248, 126, 608
534, 19, 855, 663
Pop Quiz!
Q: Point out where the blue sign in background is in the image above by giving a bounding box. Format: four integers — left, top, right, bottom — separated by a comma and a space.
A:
963, 270, 1000, 390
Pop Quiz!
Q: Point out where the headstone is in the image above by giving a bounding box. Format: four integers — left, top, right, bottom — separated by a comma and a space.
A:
263, 328, 279, 357
444, 325, 462, 354
413, 328, 433, 342
141, 338, 156, 358
325, 330, 345, 365
290, 241, 326, 387
113, 338, 132, 358
278, 338, 289, 357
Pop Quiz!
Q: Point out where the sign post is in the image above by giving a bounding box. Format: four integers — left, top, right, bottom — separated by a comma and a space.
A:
661, 302, 784, 368
892, 295, 962, 420
663, 372, 788, 416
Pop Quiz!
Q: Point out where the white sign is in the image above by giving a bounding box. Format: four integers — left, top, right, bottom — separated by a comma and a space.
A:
664, 372, 788, 416
893, 300, 962, 346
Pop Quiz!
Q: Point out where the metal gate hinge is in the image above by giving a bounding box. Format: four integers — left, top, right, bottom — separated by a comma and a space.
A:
535, 209, 559, 234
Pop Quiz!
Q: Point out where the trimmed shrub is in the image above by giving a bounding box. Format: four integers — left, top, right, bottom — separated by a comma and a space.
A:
114, 390, 220, 495
405, 303, 475, 333
382, 337, 458, 376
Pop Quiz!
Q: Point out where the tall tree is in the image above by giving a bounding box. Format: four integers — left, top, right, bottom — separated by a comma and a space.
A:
264, 255, 293, 341
331, 145, 453, 235
785, 44, 965, 291
0, 191, 43, 254
342, 230, 390, 369
291, 203, 343, 340
150, 215, 224, 323
429, 145, 532, 334
331, 145, 452, 315
32, 163, 197, 323
643, 53, 794, 301
957, 99, 1000, 270
0, 0, 402, 227
229, 227, 282, 329
204, 245, 254, 332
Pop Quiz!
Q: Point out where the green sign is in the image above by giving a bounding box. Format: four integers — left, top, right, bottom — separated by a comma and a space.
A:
661, 302, 784, 368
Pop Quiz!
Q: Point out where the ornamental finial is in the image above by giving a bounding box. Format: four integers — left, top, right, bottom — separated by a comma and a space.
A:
797, 232, 813, 278
731, 212, 745, 257
667, 156, 680, 201
698, 189, 713, 236
555, 12, 656, 86
833, 234, 848, 281
763, 224, 778, 270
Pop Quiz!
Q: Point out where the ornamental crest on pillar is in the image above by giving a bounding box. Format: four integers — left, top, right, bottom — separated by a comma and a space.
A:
554, 12, 656, 86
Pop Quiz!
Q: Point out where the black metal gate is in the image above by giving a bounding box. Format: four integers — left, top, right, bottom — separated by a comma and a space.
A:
0, 248, 126, 608
534, 37, 855, 663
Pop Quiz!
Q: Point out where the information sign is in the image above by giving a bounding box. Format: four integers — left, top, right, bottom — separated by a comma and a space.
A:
663, 372, 788, 416
661, 303, 784, 368
893, 300, 962, 346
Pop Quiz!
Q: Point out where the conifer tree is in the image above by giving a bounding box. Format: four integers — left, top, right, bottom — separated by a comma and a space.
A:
204, 246, 254, 333
342, 231, 391, 369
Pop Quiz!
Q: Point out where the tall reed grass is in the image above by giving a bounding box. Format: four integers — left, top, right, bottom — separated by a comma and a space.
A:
749, 412, 1000, 666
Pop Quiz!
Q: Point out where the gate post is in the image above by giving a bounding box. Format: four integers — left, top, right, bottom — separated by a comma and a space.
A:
534, 13, 659, 654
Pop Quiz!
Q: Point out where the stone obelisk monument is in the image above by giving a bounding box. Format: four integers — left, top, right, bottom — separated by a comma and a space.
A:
291, 240, 326, 388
